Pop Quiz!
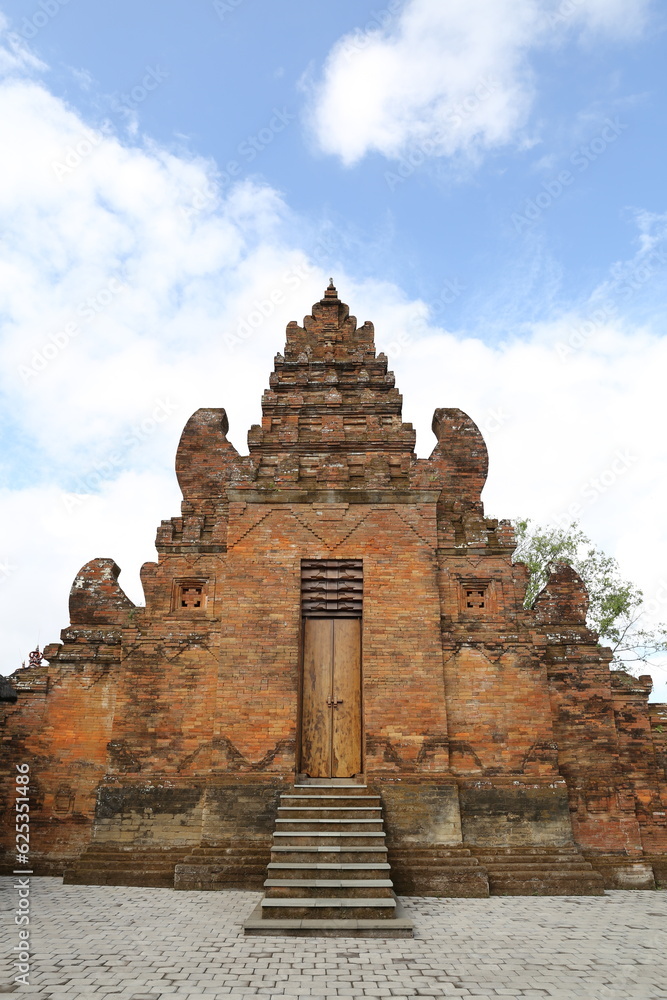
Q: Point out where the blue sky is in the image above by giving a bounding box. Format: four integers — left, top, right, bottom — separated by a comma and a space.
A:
0, 0, 666, 696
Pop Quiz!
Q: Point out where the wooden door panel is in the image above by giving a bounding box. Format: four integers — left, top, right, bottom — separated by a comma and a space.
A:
331, 619, 362, 777
301, 619, 333, 777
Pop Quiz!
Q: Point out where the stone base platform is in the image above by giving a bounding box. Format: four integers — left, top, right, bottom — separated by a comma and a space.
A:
174, 840, 271, 890
242, 897, 414, 937
388, 845, 490, 896
64, 844, 189, 887
470, 846, 605, 895
585, 853, 657, 890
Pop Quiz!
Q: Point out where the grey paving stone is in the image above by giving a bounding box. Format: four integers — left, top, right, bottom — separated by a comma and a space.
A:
2, 879, 666, 999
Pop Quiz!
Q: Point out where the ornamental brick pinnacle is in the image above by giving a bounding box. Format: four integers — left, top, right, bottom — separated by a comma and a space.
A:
0, 283, 665, 898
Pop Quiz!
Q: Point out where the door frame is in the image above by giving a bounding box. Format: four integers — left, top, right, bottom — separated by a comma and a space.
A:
296, 615, 365, 780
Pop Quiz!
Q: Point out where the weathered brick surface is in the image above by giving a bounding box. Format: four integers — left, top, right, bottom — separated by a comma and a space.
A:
611, 672, 667, 853
1, 283, 665, 890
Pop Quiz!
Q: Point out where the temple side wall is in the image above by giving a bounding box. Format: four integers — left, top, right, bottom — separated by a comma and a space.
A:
0, 649, 118, 872
545, 642, 645, 855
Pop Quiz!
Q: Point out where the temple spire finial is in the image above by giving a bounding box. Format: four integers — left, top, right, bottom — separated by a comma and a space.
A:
325, 278, 338, 299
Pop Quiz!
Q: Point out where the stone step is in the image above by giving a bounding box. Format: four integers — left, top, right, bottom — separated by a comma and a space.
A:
71, 850, 185, 860
489, 875, 605, 896
481, 861, 597, 873
389, 846, 476, 858
183, 851, 268, 862
474, 853, 591, 863
183, 843, 269, 853
391, 857, 483, 870
293, 783, 368, 790
487, 869, 600, 882
177, 859, 266, 871
280, 802, 380, 807
281, 795, 381, 803
393, 868, 491, 898
244, 903, 413, 938
474, 847, 582, 857
68, 847, 185, 855
72, 860, 181, 874
66, 871, 176, 888
272, 844, 388, 851
273, 833, 386, 847
278, 808, 382, 819
264, 878, 393, 898
275, 819, 384, 830
260, 897, 397, 920
268, 863, 391, 878
271, 847, 388, 864
174, 864, 265, 891
265, 880, 394, 898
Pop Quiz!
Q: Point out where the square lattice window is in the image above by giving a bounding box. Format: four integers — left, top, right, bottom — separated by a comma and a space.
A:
465, 587, 486, 609
173, 580, 208, 612
459, 580, 493, 614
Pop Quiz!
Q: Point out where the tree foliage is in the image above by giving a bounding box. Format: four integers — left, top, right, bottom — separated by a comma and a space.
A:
512, 518, 667, 672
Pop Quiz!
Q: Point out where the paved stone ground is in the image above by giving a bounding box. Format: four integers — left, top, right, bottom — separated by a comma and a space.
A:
2, 878, 666, 999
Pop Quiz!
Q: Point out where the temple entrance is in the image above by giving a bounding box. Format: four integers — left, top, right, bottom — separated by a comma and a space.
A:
299, 559, 363, 778
300, 618, 362, 777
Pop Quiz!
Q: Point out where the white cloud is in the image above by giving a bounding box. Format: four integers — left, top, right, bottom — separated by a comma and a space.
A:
0, 26, 336, 670
0, 24, 664, 702
561, 0, 651, 38
0, 12, 46, 76
306, 0, 653, 166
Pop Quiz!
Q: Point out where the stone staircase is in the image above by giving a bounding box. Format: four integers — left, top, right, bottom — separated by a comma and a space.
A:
470, 846, 605, 895
244, 781, 413, 937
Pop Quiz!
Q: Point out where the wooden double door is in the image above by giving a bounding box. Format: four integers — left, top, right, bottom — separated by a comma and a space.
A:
300, 618, 362, 778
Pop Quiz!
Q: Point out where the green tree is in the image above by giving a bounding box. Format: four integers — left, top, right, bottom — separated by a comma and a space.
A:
512, 518, 667, 672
